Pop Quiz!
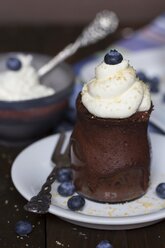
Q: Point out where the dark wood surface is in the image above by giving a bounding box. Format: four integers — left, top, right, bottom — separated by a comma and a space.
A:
0, 24, 165, 248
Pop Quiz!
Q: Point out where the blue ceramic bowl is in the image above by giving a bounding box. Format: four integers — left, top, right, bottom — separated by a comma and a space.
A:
0, 53, 75, 145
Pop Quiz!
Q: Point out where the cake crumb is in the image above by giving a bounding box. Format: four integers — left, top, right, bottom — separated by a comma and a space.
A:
72, 227, 77, 231
5, 200, 9, 205
79, 231, 87, 236
142, 202, 153, 208
10, 186, 14, 191
79, 232, 88, 240
55, 241, 64, 247
108, 208, 115, 217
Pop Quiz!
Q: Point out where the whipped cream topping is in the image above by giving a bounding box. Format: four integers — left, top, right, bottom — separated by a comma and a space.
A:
81, 59, 151, 118
0, 54, 55, 101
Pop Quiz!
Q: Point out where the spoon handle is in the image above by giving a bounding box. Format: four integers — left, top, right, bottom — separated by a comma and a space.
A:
38, 10, 119, 77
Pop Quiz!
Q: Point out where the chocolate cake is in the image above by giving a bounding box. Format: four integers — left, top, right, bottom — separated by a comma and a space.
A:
70, 95, 152, 203
70, 49, 152, 203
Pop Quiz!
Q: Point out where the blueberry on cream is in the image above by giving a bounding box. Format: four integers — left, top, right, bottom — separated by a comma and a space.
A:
6, 57, 22, 71
104, 49, 123, 65
0, 54, 55, 101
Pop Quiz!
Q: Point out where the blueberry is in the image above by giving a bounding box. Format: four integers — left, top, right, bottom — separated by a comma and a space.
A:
162, 94, 165, 103
151, 76, 160, 85
56, 167, 73, 183
136, 71, 160, 93
57, 181, 75, 197
15, 220, 32, 236
6, 57, 22, 71
149, 76, 160, 93
104, 49, 123, 65
96, 240, 113, 248
149, 83, 159, 93
156, 183, 165, 199
136, 71, 148, 82
67, 195, 85, 211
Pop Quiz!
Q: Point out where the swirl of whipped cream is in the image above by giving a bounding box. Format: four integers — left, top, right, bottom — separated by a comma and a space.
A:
0, 54, 55, 101
81, 59, 151, 118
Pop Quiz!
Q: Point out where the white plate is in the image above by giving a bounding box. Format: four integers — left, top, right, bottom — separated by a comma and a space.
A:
11, 131, 165, 230
79, 46, 165, 132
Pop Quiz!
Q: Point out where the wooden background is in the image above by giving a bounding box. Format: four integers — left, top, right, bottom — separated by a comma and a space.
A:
0, 0, 164, 26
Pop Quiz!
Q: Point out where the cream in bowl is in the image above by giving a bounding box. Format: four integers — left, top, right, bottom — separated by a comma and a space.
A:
0, 52, 74, 145
0, 54, 55, 101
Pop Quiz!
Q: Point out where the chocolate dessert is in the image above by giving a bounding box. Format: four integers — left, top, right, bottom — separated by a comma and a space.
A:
70, 49, 152, 203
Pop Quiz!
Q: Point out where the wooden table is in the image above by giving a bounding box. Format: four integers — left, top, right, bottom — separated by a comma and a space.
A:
0, 25, 165, 248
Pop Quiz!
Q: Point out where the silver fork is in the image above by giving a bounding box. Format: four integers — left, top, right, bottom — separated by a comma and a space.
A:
24, 132, 70, 214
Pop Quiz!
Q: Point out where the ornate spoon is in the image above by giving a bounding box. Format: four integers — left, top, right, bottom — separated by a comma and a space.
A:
38, 10, 119, 78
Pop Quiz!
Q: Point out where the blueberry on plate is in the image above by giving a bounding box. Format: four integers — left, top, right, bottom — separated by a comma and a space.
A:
96, 240, 113, 248
57, 181, 76, 197
15, 220, 32, 236
6, 57, 22, 71
56, 167, 73, 183
156, 183, 165, 199
67, 195, 85, 211
104, 49, 123, 65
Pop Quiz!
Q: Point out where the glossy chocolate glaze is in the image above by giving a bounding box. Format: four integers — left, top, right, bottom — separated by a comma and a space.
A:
70, 94, 153, 203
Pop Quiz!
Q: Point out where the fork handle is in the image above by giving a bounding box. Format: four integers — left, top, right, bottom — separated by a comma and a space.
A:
23, 166, 58, 213
39, 167, 57, 194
